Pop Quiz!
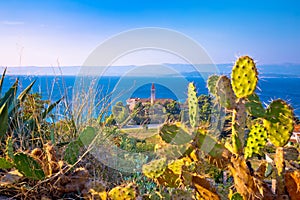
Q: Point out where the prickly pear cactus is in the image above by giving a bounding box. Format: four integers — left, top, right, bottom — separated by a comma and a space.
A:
13, 152, 45, 180
142, 158, 167, 179
215, 76, 236, 109
188, 82, 199, 128
64, 140, 81, 165
108, 184, 137, 200
159, 123, 192, 145
244, 122, 268, 159
0, 157, 13, 169
6, 137, 14, 159
264, 100, 294, 147
231, 56, 258, 98
207, 75, 220, 96
245, 93, 266, 118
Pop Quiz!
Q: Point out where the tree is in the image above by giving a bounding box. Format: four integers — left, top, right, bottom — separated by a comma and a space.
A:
112, 101, 129, 125
131, 101, 151, 125
163, 100, 181, 122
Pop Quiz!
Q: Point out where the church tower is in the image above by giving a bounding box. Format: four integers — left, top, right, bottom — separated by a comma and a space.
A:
151, 83, 156, 105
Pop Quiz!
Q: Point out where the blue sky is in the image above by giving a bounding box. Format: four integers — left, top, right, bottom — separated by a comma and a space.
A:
0, 0, 299, 66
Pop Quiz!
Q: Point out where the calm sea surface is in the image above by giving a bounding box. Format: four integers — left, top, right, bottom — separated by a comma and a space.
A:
2, 75, 300, 117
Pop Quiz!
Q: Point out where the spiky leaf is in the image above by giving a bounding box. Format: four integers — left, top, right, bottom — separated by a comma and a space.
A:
0, 102, 8, 139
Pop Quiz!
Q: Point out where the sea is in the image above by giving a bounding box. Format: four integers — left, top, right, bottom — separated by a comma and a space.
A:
1, 64, 300, 118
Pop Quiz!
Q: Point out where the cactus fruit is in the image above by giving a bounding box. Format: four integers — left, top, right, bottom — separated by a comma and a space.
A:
215, 76, 236, 109
108, 183, 137, 200
142, 158, 167, 179
231, 56, 258, 98
244, 122, 268, 159
13, 152, 45, 180
245, 93, 266, 118
188, 82, 199, 128
207, 75, 220, 96
263, 100, 293, 147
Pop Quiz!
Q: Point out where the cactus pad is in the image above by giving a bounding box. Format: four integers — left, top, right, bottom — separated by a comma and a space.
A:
244, 123, 268, 159
215, 76, 236, 109
188, 82, 199, 128
167, 158, 185, 175
265, 99, 294, 124
0, 157, 13, 169
159, 123, 192, 145
108, 184, 137, 200
231, 56, 258, 98
64, 140, 81, 165
142, 158, 167, 179
207, 75, 220, 96
13, 153, 45, 180
245, 93, 265, 118
264, 100, 293, 147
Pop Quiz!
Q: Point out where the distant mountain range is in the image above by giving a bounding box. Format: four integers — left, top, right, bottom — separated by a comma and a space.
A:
1, 63, 300, 77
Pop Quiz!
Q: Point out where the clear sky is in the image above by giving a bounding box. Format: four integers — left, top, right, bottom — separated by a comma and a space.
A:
0, 0, 299, 66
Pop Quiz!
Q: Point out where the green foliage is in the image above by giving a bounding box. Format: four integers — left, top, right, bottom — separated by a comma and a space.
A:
78, 126, 96, 146
6, 137, 14, 159
131, 101, 151, 125
198, 94, 213, 123
230, 192, 243, 200
231, 56, 258, 98
159, 123, 192, 145
0, 102, 8, 139
163, 100, 181, 122
0, 157, 13, 169
64, 140, 81, 165
245, 93, 266, 118
13, 152, 45, 180
112, 101, 130, 124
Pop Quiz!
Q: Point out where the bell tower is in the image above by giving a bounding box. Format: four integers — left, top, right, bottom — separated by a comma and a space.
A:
151, 83, 156, 105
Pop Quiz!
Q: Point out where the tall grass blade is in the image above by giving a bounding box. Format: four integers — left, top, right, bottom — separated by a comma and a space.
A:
0, 79, 18, 108
0, 102, 8, 139
0, 67, 7, 97
17, 80, 36, 102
